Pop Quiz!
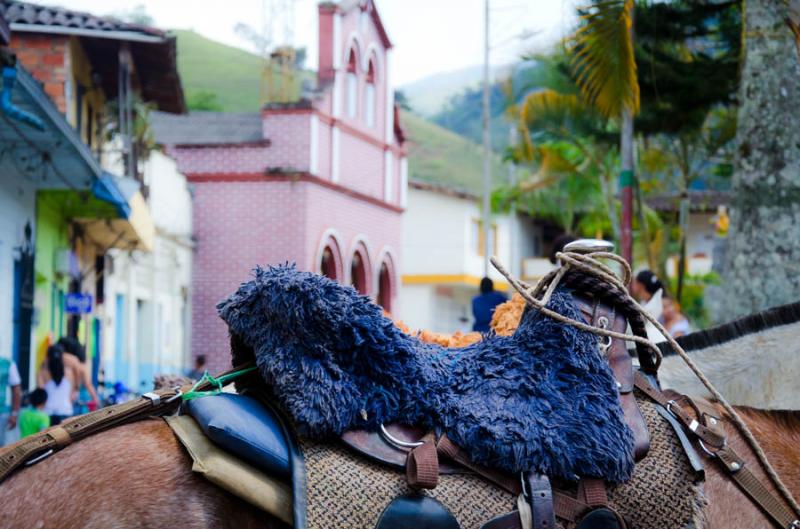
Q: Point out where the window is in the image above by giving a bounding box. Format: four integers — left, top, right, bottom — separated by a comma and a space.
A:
377, 261, 392, 313
351, 252, 368, 294
346, 49, 358, 119
364, 61, 376, 127
321, 247, 338, 281
472, 219, 498, 256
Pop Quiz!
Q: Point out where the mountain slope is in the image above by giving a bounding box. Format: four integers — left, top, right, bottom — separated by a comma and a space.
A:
402, 111, 506, 194
175, 29, 262, 112
400, 64, 512, 117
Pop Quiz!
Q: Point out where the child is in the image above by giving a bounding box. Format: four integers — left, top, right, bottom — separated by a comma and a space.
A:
19, 388, 50, 438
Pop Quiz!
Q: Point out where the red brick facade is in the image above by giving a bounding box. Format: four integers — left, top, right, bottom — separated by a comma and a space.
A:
10, 34, 69, 113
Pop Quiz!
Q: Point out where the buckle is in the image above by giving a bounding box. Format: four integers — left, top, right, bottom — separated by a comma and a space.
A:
142, 392, 161, 406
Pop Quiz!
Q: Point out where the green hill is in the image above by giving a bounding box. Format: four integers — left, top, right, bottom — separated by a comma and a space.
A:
174, 30, 506, 195
175, 29, 262, 111
402, 111, 506, 194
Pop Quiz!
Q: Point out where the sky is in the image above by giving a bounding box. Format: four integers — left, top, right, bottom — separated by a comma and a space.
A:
42, 0, 578, 86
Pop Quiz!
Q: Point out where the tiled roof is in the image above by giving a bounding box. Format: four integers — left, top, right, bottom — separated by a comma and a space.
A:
0, 0, 166, 39
150, 111, 265, 146
2, 1, 186, 113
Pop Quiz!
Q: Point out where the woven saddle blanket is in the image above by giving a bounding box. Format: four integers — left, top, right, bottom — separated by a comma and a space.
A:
217, 264, 634, 483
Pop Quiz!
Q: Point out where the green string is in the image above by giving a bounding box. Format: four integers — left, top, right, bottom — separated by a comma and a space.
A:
181, 366, 258, 401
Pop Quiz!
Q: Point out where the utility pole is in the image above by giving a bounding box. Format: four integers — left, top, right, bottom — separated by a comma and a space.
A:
481, 0, 492, 276
508, 126, 518, 277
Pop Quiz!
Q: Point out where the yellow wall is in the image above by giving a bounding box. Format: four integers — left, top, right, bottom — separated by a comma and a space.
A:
68, 37, 105, 150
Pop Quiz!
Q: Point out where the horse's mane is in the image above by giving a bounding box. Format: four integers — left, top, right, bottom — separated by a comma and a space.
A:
658, 300, 800, 357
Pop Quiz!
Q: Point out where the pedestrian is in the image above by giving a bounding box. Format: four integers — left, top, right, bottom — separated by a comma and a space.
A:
0, 356, 22, 446
662, 295, 691, 338
19, 388, 50, 438
187, 354, 207, 380
472, 277, 507, 333
56, 337, 100, 410
37, 345, 74, 425
631, 270, 663, 304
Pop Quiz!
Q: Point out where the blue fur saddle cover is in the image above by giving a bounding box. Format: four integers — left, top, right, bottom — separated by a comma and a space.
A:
217, 265, 634, 483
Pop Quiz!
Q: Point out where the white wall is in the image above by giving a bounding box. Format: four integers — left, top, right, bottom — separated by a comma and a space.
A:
0, 177, 37, 364
400, 186, 541, 332
102, 151, 193, 390
401, 187, 517, 282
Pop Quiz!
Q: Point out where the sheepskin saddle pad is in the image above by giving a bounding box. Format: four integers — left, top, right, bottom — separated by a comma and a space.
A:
217, 264, 635, 483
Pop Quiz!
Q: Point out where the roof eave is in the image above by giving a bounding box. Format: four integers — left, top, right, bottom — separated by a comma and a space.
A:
9, 23, 166, 43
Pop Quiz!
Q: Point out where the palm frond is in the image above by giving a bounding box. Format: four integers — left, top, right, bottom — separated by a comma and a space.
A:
515, 88, 585, 161
569, 0, 639, 118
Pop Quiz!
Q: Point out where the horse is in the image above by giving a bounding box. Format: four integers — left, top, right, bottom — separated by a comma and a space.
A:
2, 287, 799, 528
489, 295, 800, 409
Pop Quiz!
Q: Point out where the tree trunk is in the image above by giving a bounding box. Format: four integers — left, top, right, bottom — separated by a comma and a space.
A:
716, 0, 800, 321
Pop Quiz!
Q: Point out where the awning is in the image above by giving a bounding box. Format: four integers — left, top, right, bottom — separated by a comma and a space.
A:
77, 174, 155, 251
1, 67, 155, 251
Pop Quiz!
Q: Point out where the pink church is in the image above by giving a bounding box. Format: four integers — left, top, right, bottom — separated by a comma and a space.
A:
153, 0, 407, 372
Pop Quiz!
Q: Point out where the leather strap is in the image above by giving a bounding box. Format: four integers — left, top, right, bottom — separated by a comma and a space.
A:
526, 472, 555, 529
634, 371, 726, 448
437, 434, 522, 495
406, 435, 438, 490
716, 446, 799, 529
634, 371, 799, 529
0, 364, 253, 484
578, 477, 608, 508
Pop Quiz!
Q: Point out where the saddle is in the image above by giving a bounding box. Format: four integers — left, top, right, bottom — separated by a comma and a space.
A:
3, 251, 797, 529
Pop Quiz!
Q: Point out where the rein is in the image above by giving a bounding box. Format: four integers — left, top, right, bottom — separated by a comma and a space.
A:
492, 249, 800, 525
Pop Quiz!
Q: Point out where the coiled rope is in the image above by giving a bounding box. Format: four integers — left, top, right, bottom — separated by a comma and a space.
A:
491, 250, 800, 518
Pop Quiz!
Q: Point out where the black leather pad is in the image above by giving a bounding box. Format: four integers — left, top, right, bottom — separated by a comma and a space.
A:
576, 508, 625, 529
375, 495, 460, 529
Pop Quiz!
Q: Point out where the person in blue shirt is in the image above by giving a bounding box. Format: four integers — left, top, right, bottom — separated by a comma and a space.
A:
472, 277, 507, 333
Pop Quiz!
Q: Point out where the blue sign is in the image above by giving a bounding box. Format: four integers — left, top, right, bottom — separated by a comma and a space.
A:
65, 293, 93, 314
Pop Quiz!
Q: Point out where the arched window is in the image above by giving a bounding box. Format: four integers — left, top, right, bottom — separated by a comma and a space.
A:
351, 251, 368, 294
321, 247, 338, 281
364, 60, 376, 127
377, 261, 392, 313
346, 48, 358, 119
318, 233, 343, 282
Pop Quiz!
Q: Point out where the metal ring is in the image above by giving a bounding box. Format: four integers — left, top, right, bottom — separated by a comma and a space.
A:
25, 449, 54, 466
698, 439, 717, 458
665, 400, 678, 418
378, 423, 425, 449
164, 387, 184, 404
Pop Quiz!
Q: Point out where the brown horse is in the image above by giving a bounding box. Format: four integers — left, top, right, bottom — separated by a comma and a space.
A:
1, 299, 799, 529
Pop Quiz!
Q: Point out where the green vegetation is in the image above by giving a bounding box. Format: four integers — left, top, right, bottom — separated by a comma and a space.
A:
402, 111, 505, 193
174, 30, 314, 111
175, 29, 262, 112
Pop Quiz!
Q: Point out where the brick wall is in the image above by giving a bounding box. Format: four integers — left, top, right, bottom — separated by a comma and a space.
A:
261, 112, 312, 171
165, 144, 272, 175
10, 34, 69, 113
186, 175, 402, 372
190, 180, 308, 373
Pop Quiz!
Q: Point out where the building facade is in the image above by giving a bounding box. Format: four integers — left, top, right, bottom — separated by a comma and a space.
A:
155, 0, 405, 373
3, 0, 188, 389
399, 181, 544, 333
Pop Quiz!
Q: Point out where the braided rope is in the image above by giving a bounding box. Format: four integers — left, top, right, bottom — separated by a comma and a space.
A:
491, 251, 800, 518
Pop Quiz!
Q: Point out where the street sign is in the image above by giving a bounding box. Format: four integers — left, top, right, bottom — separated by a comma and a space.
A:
65, 293, 93, 314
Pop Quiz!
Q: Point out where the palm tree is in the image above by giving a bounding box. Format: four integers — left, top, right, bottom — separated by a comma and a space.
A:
569, 0, 638, 263
715, 0, 800, 319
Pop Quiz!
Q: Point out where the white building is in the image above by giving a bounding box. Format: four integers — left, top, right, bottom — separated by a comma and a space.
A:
399, 180, 545, 333
101, 151, 193, 392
